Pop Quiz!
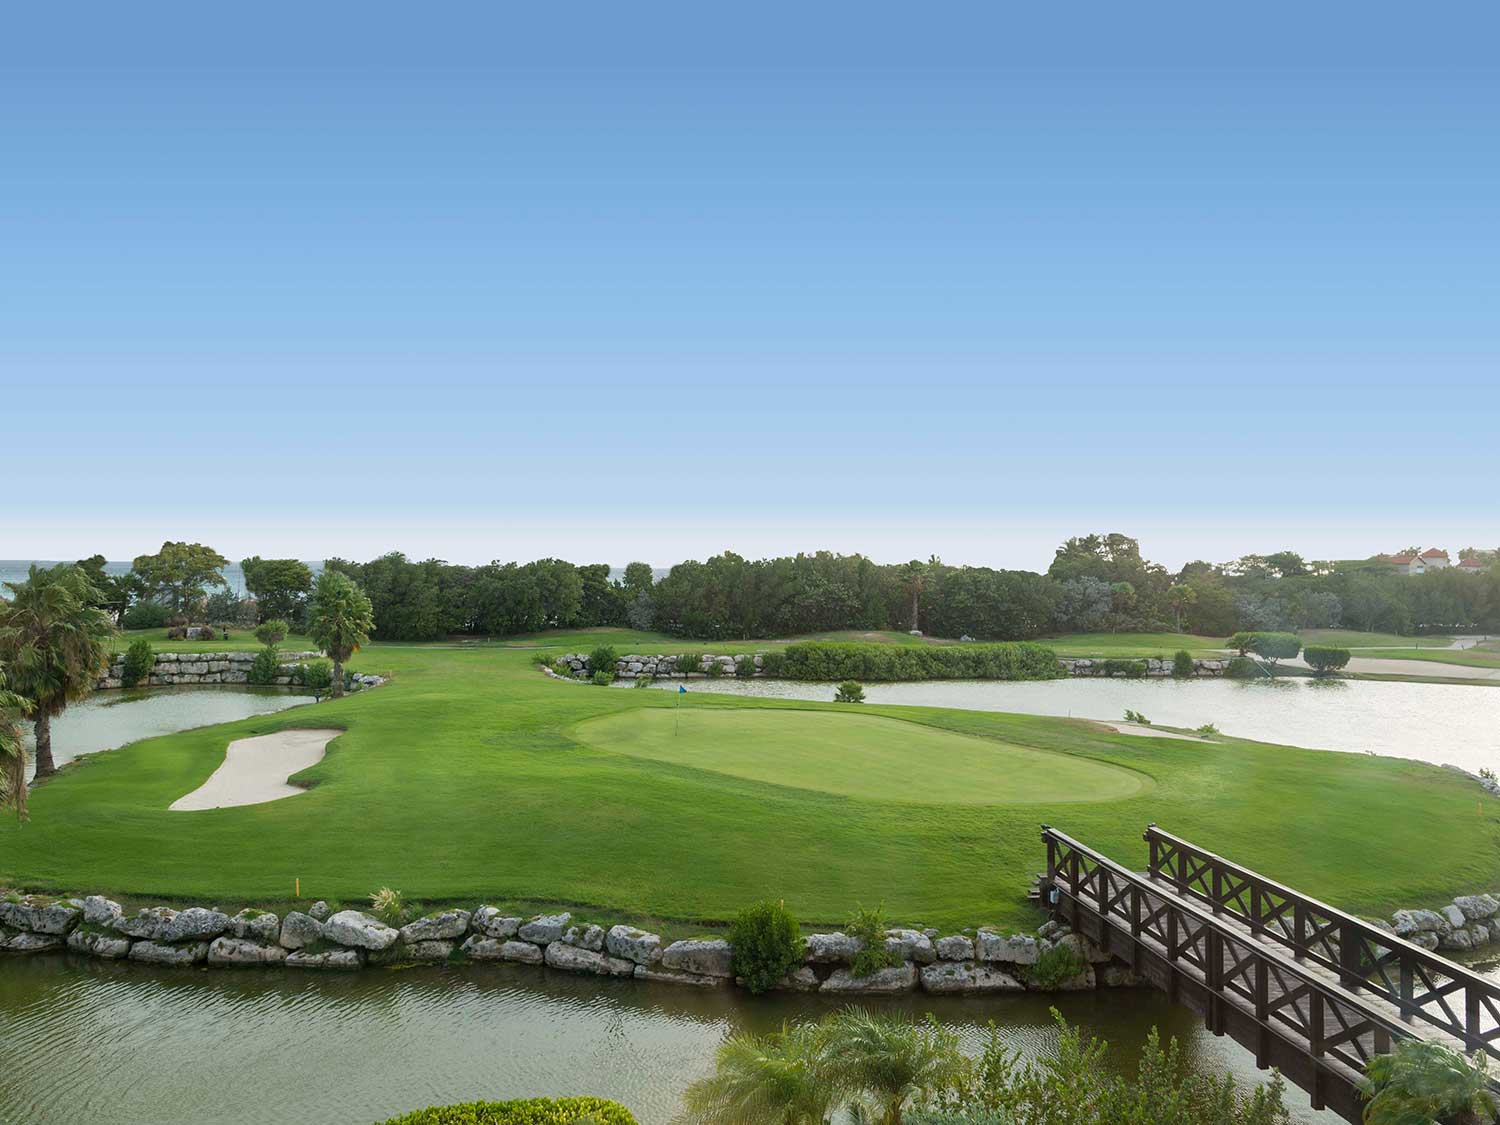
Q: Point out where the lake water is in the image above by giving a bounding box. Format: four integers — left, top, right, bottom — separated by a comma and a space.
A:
21, 686, 311, 781
630, 675, 1500, 773
0, 955, 1340, 1124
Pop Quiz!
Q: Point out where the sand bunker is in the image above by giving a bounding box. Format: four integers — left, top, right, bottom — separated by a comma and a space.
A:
170, 729, 341, 811
1097, 721, 1204, 741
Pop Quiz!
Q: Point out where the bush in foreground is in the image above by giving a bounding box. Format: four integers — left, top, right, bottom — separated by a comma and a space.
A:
248, 645, 281, 686
834, 680, 866, 703
381, 1097, 637, 1125
728, 899, 802, 994
1303, 645, 1351, 676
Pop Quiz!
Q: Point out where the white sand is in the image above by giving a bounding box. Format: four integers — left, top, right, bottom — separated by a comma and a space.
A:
1096, 721, 1204, 741
170, 729, 341, 811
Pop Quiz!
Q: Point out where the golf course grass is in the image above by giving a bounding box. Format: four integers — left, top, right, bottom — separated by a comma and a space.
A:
573, 708, 1150, 805
4, 633, 1498, 933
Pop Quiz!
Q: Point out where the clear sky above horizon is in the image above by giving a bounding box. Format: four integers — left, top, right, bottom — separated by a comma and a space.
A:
4, 3, 1496, 572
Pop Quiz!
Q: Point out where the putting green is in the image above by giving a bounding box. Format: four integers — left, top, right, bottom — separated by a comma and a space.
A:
573, 707, 1151, 805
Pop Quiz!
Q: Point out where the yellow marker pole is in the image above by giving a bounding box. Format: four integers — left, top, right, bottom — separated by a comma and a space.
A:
295, 877, 300, 899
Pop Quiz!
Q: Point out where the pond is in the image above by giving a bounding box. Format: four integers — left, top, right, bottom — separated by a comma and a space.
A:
0, 955, 1339, 1124
629, 676, 1500, 773
22, 686, 312, 781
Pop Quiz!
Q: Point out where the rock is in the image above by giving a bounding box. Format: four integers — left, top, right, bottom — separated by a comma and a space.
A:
769, 966, 822, 992
1031, 963, 1096, 991
1037, 920, 1063, 939
660, 939, 734, 978
1392, 909, 1450, 937
821, 962, 918, 993
279, 911, 324, 949
1101, 965, 1147, 988
460, 936, 545, 963
400, 909, 472, 944
544, 942, 634, 977
114, 907, 182, 941
67, 928, 132, 959
635, 965, 725, 987
322, 910, 399, 951
1455, 894, 1500, 922
286, 948, 363, 970
884, 929, 936, 964
0, 896, 82, 935
229, 910, 281, 943
920, 961, 1024, 994
394, 940, 455, 963
606, 925, 662, 966
208, 937, 289, 966
976, 931, 1040, 965
518, 912, 571, 944
1487, 918, 1500, 945
159, 908, 229, 943
307, 901, 333, 922
804, 932, 863, 963
0, 929, 65, 953
129, 940, 209, 966
562, 924, 606, 952
934, 935, 975, 961
1440, 928, 1475, 952
1410, 931, 1440, 951
1441, 904, 1468, 931
471, 907, 521, 939
1060, 933, 1113, 965
83, 896, 124, 928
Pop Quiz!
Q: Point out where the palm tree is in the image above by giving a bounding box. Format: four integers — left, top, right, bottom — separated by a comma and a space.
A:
0, 564, 115, 778
307, 569, 374, 698
1167, 584, 1198, 632
1362, 1040, 1498, 1125
677, 1022, 836, 1125
815, 1008, 967, 1125
0, 663, 30, 821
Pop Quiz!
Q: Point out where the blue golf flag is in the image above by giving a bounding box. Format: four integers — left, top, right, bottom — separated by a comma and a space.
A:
678, 684, 688, 693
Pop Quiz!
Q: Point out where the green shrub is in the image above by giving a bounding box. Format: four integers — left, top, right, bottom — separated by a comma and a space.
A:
846, 903, 896, 977
591, 669, 613, 686
1195, 722, 1220, 737
1245, 631, 1300, 666
1100, 658, 1147, 678
1360, 1039, 1496, 1125
728, 900, 803, 994
122, 601, 171, 629
734, 656, 755, 678
834, 680, 866, 703
1303, 645, 1350, 675
1225, 656, 1261, 679
121, 638, 156, 688
774, 641, 1059, 683
675, 652, 704, 675
255, 619, 289, 646
1226, 631, 1254, 656
704, 659, 723, 677
302, 660, 333, 692
1172, 650, 1196, 678
587, 645, 618, 676
632, 675, 653, 688
758, 651, 785, 677
380, 1097, 638, 1125
1026, 942, 1086, 989
369, 886, 408, 926
1123, 709, 1150, 725
248, 645, 281, 686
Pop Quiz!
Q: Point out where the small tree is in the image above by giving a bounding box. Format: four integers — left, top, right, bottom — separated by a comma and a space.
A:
728, 900, 803, 994
302, 659, 334, 694
255, 619, 289, 646
835, 680, 866, 703
1172, 650, 1195, 678
121, 638, 156, 688
1227, 631, 1255, 656
1303, 645, 1351, 676
249, 645, 281, 686
307, 570, 374, 699
1246, 632, 1300, 668
589, 645, 619, 676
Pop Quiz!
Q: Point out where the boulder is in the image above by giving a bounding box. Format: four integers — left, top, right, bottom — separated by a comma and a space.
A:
544, 942, 634, 977
934, 935, 975, 961
286, 948, 363, 970
322, 911, 399, 952
562, 924, 606, 952
115, 907, 182, 941
1101, 965, 1147, 988
459, 937, 544, 964
660, 939, 734, 978
159, 908, 229, 943
0, 896, 82, 935
229, 910, 281, 943
83, 896, 123, 927
1455, 894, 1500, 922
920, 961, 1024, 994
884, 929, 936, 964
279, 911, 324, 950
1488, 918, 1500, 945
606, 925, 662, 966
635, 965, 725, 987
1030, 964, 1096, 991
208, 937, 288, 966
821, 963, 918, 993
307, 901, 333, 922
471, 907, 522, 939
804, 932, 863, 963
129, 940, 209, 966
0, 929, 65, 953
1410, 931, 1441, 952
399, 909, 472, 944
67, 928, 132, 959
1440, 928, 1475, 952
1441, 904, 1468, 931
976, 931, 1040, 965
1059, 933, 1113, 965
1391, 909, 1450, 937
518, 912, 571, 944
770, 966, 821, 992
393, 940, 455, 963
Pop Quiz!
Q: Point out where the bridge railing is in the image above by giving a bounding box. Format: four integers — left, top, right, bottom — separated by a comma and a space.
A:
1143, 824, 1500, 1057
1043, 826, 1412, 1086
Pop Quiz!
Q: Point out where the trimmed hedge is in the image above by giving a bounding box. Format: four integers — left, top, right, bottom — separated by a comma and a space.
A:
772, 641, 1061, 682
1303, 644, 1351, 675
381, 1097, 637, 1125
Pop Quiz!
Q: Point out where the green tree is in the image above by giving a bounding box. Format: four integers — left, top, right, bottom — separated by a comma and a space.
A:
816, 1008, 968, 1125
241, 557, 313, 622
1167, 584, 1197, 631
74, 554, 135, 624
1361, 1040, 1497, 1125
1246, 631, 1301, 668
131, 541, 228, 614
622, 562, 655, 598
677, 1022, 836, 1125
307, 569, 374, 698
254, 619, 289, 646
0, 663, 30, 821
0, 564, 116, 778
1303, 645, 1350, 676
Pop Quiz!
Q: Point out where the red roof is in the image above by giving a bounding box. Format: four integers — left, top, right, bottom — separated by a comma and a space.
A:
1459, 557, 1485, 568
1388, 555, 1418, 565
1421, 548, 1449, 558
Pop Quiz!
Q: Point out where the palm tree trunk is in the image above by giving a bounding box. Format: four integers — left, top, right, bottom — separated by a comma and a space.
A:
33, 711, 54, 778
331, 658, 344, 699
910, 590, 919, 631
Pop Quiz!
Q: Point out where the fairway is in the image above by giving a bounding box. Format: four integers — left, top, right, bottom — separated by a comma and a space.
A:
574, 708, 1149, 804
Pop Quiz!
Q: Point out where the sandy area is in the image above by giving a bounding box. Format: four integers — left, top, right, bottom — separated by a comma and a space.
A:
1096, 721, 1205, 741
169, 729, 341, 811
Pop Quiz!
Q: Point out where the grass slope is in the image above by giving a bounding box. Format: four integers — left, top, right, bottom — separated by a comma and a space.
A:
4, 635, 1497, 932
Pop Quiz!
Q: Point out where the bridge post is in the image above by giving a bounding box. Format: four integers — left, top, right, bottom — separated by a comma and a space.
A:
1338, 920, 1362, 987
1293, 901, 1307, 960
1254, 958, 1270, 1067
1145, 823, 1159, 877
1468, 989, 1483, 1051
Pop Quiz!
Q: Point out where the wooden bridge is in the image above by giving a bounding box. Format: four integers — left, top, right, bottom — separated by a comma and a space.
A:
1040, 824, 1500, 1122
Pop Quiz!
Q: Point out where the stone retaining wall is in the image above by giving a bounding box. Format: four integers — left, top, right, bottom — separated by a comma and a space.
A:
96, 651, 383, 691
0, 891, 1138, 996
553, 652, 1230, 681
1058, 657, 1228, 678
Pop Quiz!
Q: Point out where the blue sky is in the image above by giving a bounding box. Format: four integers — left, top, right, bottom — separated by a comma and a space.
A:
4, 3, 1496, 569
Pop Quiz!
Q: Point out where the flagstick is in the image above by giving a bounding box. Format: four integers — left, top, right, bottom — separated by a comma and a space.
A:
675, 686, 682, 736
